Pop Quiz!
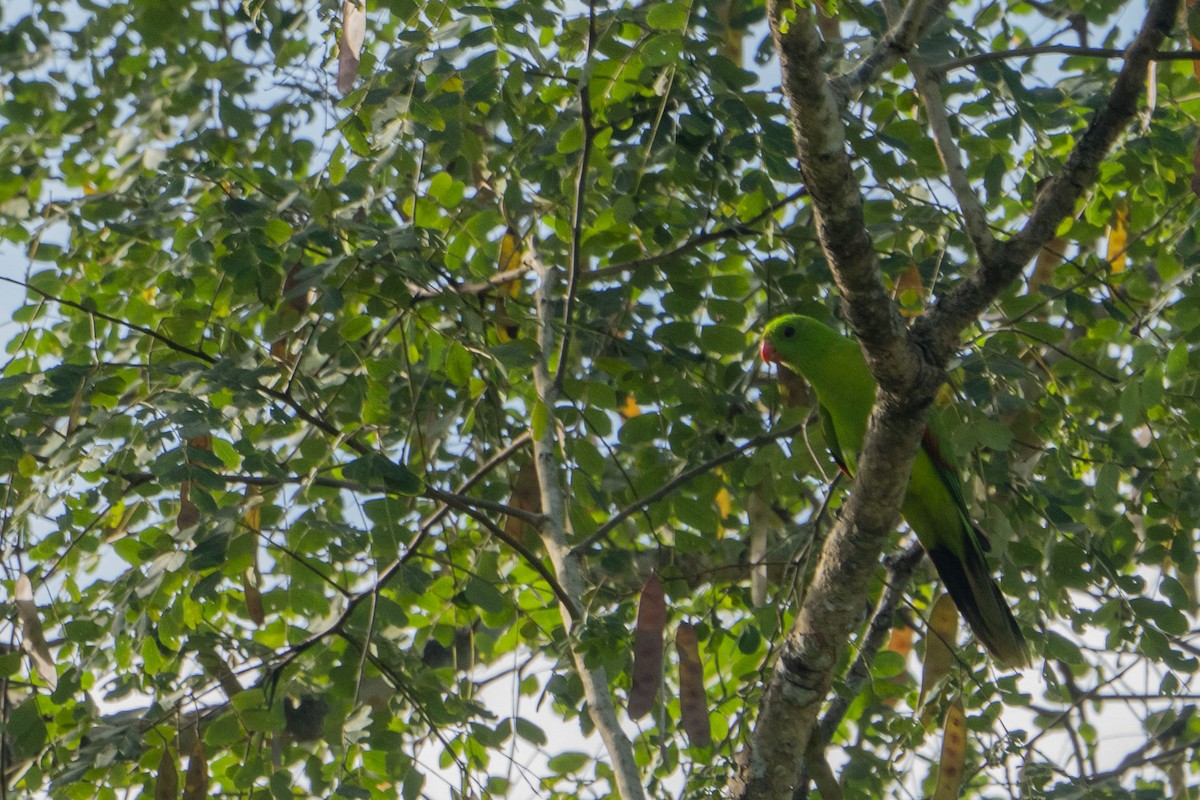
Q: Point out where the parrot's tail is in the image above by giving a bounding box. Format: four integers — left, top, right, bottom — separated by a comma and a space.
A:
926, 543, 1031, 668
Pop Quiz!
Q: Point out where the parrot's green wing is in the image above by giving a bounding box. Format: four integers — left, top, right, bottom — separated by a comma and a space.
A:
919, 421, 991, 550
818, 404, 852, 477
922, 409, 1001, 554
910, 415, 1027, 666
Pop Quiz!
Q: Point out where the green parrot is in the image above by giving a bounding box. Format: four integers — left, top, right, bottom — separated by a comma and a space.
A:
761, 314, 1030, 667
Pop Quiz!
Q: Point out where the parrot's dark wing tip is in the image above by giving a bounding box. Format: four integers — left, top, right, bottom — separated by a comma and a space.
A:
926, 544, 1031, 668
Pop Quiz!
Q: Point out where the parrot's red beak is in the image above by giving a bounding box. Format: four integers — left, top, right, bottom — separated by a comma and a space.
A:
761, 340, 779, 363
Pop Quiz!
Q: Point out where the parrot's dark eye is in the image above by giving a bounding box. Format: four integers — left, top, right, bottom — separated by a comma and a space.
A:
782, 325, 795, 338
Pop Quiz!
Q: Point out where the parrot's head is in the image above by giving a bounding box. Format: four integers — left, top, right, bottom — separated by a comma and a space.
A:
761, 314, 825, 367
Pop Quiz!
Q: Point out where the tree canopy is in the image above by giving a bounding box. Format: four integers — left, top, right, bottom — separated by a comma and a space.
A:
2, 0, 1200, 797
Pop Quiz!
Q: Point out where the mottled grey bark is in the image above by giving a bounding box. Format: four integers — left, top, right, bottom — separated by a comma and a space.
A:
732, 1, 1179, 796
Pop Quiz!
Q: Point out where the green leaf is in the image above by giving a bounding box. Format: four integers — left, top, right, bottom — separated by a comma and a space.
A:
231, 687, 266, 712
1166, 342, 1188, 380
531, 399, 551, 442
557, 124, 583, 155
141, 637, 161, 675
340, 114, 372, 157
464, 576, 506, 614
974, 419, 1013, 451
210, 437, 241, 470
446, 343, 473, 386
429, 172, 466, 207
736, 626, 761, 654
619, 413, 660, 446
870, 649, 907, 679
548, 752, 590, 774
515, 717, 547, 746
269, 770, 293, 800
343, 454, 423, 495
1049, 542, 1089, 589
699, 324, 747, 356
341, 315, 374, 342
646, 3, 687, 29
573, 439, 606, 475
642, 33, 681, 67
1118, 382, 1141, 423
1130, 597, 1189, 636
401, 769, 425, 800
8, 698, 47, 760
263, 218, 292, 245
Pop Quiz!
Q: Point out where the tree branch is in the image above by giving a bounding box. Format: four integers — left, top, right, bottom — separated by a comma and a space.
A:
816, 541, 925, 745
404, 186, 811, 314
586, 187, 809, 282
409, 432, 533, 539
527, 241, 644, 800
832, 0, 948, 101
1, 274, 373, 453
923, 0, 1179, 361
555, 3, 598, 394
437, 499, 575, 613
1, 274, 212, 362
734, 400, 928, 798
935, 45, 1200, 76
1084, 737, 1200, 787
908, 52, 996, 259
764, 0, 925, 393
571, 423, 803, 554
266, 487, 573, 677
738, 5, 1175, 792
734, 11, 945, 795
405, 265, 530, 301
790, 543, 922, 798
404, 186, 809, 304
110, 468, 545, 527
725, 1, 1172, 796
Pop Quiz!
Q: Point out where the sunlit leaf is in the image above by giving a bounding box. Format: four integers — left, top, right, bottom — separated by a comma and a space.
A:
1106, 199, 1129, 273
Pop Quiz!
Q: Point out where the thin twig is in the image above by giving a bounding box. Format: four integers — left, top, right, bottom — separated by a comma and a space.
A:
587, 187, 809, 282
2, 274, 363, 449
529, 210, 645, 798
935, 45, 1200, 77
572, 423, 803, 554
411, 432, 533, 538
554, 5, 598, 394
1084, 737, 1200, 787
404, 186, 809, 302
406, 265, 530, 301
442, 500, 576, 614
273, 495, 573, 674
908, 52, 996, 258
832, 0, 947, 100
1022, 661, 1139, 755
815, 541, 925, 745
1, 275, 212, 362
109, 467, 545, 526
